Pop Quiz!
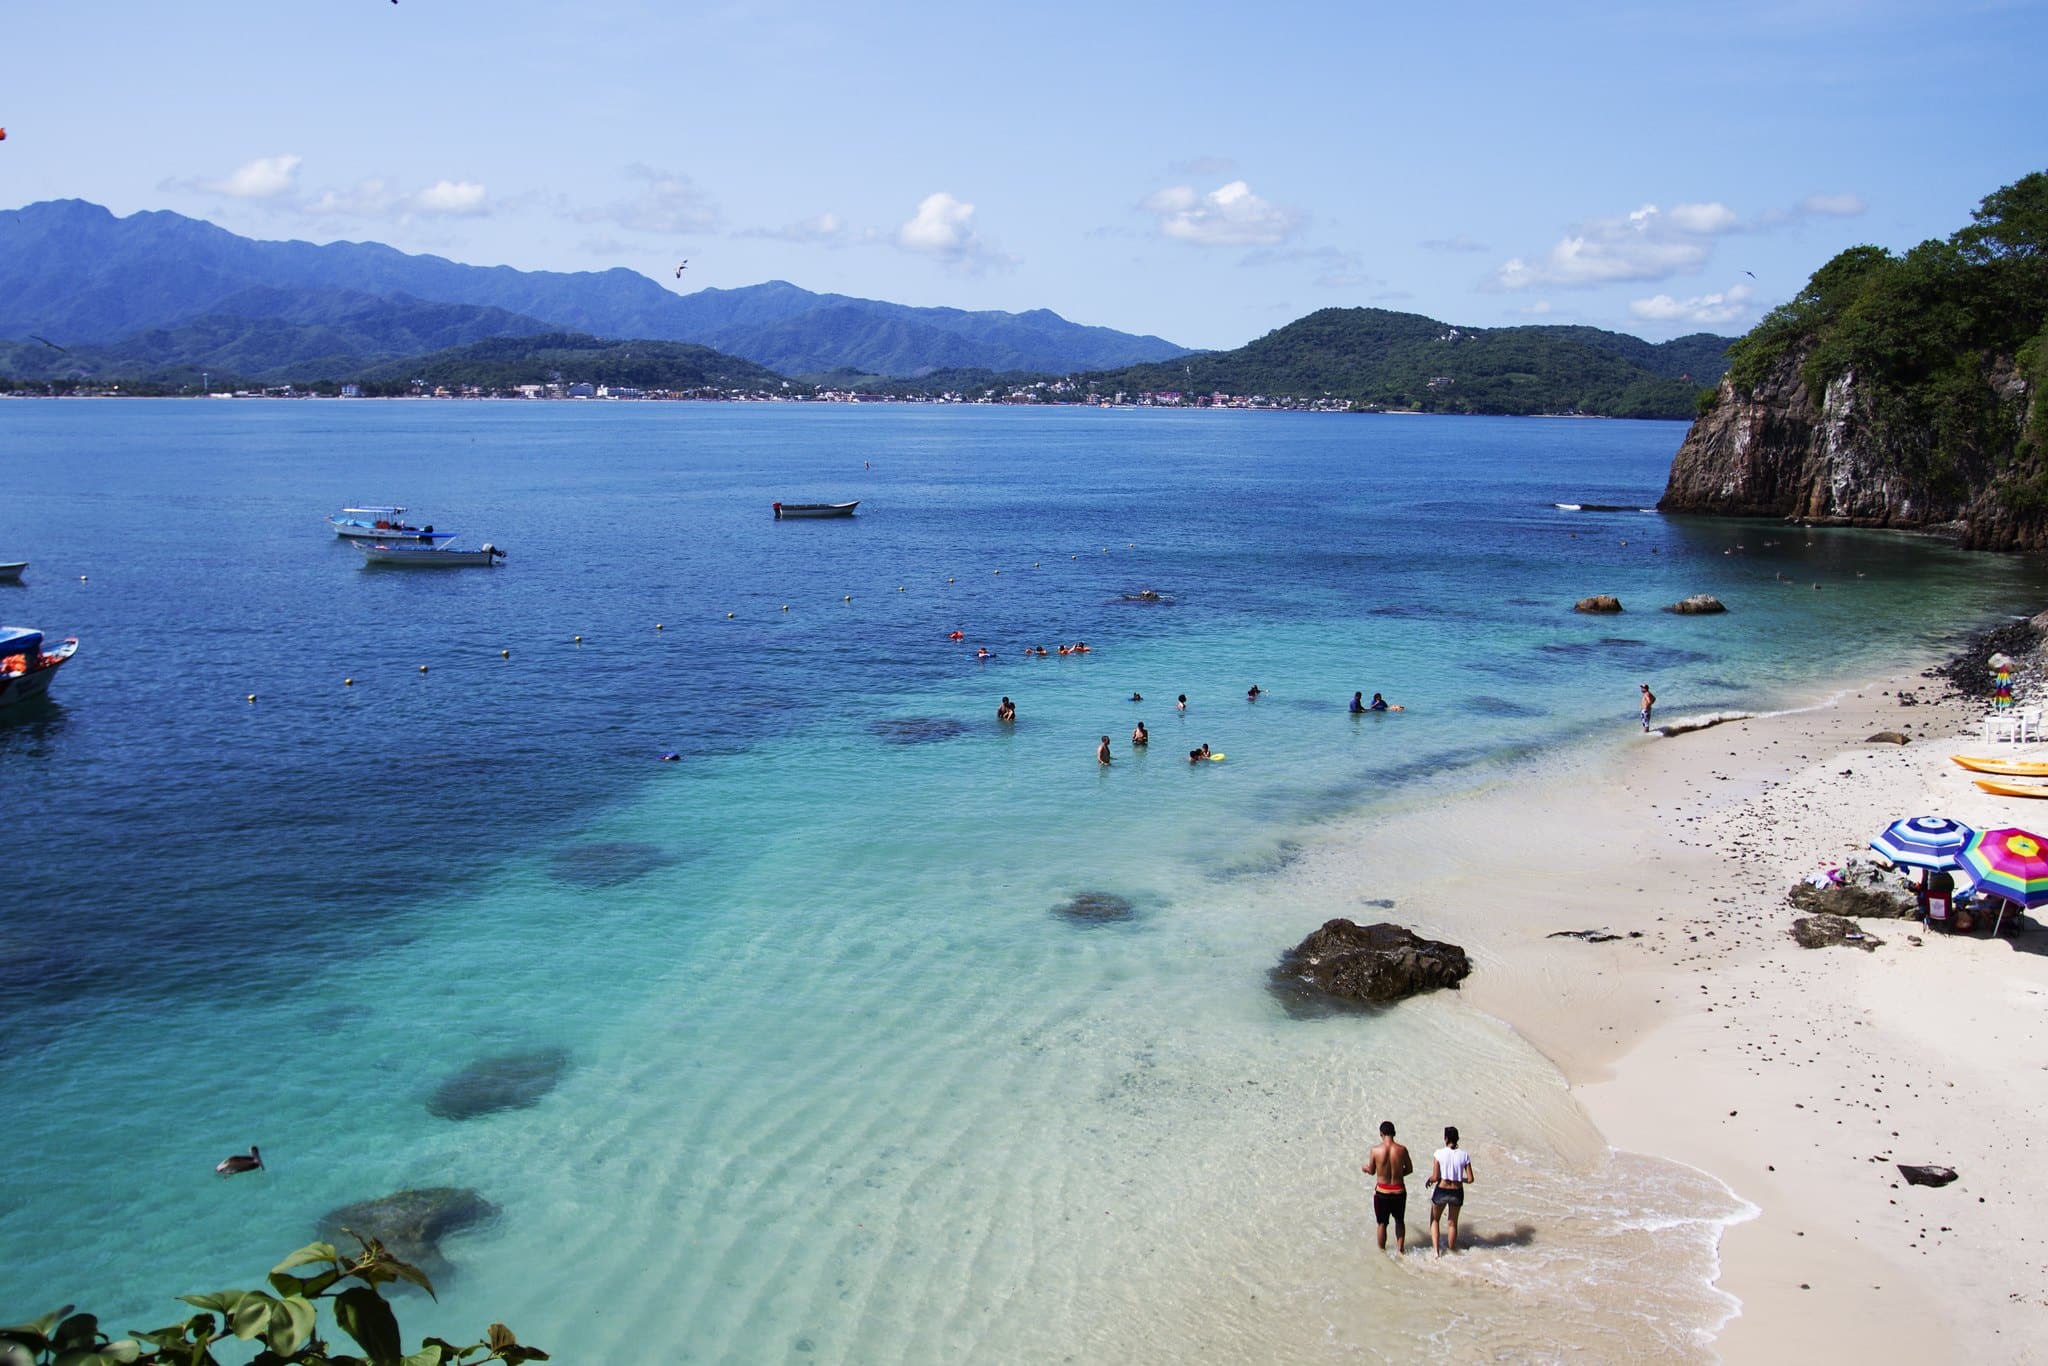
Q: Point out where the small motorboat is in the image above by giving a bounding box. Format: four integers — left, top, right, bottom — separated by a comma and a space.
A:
0, 562, 25, 584
354, 541, 506, 567
772, 501, 859, 519
328, 507, 455, 542
0, 626, 78, 707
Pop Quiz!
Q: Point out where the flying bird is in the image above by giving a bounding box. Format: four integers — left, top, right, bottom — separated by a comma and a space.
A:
30, 335, 66, 352
1743, 270, 1756, 279
215, 1145, 263, 1176
676, 261, 688, 278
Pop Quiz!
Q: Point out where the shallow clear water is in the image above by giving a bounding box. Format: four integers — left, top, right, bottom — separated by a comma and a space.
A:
4, 401, 2040, 1359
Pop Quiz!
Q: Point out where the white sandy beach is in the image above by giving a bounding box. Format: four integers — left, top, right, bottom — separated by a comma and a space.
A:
1343, 668, 2048, 1361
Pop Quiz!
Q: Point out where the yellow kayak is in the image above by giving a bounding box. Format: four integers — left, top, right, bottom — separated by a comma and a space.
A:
1973, 777, 2048, 798
1953, 755, 2048, 777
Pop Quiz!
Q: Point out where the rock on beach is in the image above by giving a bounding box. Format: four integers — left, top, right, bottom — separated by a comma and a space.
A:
1271, 919, 1471, 1007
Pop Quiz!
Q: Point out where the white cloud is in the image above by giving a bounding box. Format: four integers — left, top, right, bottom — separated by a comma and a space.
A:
1420, 233, 1489, 253
1491, 201, 1737, 290
1142, 180, 1302, 247
299, 177, 491, 220
1798, 192, 1866, 217
201, 154, 302, 199
575, 164, 721, 234
740, 210, 858, 246
895, 192, 1011, 271
1665, 201, 1739, 233
1239, 244, 1380, 289
412, 179, 488, 216
1629, 282, 1754, 325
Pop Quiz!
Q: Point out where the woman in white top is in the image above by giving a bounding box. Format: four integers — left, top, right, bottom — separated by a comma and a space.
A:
1427, 1125, 1475, 1259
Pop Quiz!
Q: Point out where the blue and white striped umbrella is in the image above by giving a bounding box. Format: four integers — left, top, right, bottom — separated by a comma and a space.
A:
1870, 816, 1975, 870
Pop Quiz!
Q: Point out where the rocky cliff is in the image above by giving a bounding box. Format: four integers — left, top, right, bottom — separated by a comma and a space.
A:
1659, 346, 2044, 549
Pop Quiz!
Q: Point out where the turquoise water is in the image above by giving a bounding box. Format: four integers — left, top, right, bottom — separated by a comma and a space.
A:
5, 401, 2042, 1359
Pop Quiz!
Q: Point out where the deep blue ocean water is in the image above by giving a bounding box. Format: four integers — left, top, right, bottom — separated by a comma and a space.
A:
4, 400, 2042, 1359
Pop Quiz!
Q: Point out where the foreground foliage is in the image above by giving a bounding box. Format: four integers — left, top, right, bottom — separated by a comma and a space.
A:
0, 1238, 546, 1366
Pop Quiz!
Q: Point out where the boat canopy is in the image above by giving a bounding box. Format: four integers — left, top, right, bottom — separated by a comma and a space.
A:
0, 627, 44, 655
339, 506, 407, 517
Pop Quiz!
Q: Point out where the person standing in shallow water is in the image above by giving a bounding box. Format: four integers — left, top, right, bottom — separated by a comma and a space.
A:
1097, 735, 1113, 765
1131, 720, 1148, 747
1638, 682, 1656, 732
1427, 1125, 1474, 1259
996, 697, 1015, 723
1363, 1120, 1413, 1254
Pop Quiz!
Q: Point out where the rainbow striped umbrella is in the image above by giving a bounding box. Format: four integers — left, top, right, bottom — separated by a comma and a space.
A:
1958, 827, 2048, 934
1870, 816, 1974, 871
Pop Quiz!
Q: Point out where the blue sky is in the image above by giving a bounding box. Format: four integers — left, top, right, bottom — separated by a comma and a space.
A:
4, 0, 2044, 349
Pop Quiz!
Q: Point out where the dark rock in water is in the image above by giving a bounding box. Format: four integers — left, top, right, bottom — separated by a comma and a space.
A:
1791, 914, 1883, 950
1866, 731, 1911, 745
1897, 1164, 1958, 1188
549, 841, 673, 889
319, 1187, 500, 1279
1548, 929, 1623, 943
868, 717, 968, 745
1272, 920, 1471, 1009
1053, 891, 1137, 923
428, 1048, 571, 1120
1788, 862, 1917, 919
1574, 595, 1624, 613
1665, 594, 1727, 614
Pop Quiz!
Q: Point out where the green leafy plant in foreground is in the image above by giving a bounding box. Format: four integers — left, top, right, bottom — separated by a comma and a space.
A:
0, 1237, 546, 1366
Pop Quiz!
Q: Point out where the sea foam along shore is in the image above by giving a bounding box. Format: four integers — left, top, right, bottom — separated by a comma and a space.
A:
1327, 663, 2048, 1362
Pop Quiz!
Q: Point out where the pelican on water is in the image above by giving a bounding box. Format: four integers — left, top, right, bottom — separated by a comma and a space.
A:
215, 1145, 262, 1175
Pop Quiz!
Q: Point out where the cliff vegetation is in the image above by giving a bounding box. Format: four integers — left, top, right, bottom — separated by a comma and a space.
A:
1664, 171, 2048, 546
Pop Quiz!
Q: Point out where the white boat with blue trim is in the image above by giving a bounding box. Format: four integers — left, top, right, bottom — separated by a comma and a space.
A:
327, 507, 454, 542
0, 626, 78, 708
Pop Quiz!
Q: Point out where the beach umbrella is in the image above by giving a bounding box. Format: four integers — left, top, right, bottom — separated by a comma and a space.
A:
1957, 826, 2048, 935
1869, 816, 1975, 871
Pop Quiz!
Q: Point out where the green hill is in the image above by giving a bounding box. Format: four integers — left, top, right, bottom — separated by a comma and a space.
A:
353, 333, 789, 393
1081, 308, 1726, 417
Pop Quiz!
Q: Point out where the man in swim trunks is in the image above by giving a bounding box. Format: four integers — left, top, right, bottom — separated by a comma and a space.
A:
1639, 682, 1655, 732
1131, 721, 1148, 746
1097, 735, 1113, 765
1362, 1120, 1413, 1253
1427, 1125, 1474, 1259
1350, 691, 1366, 714
997, 697, 1015, 723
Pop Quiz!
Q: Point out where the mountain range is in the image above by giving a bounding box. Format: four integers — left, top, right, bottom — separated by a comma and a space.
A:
0, 198, 1733, 415
0, 200, 1189, 381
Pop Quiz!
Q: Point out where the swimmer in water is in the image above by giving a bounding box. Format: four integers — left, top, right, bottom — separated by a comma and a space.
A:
997, 697, 1015, 723
976, 647, 991, 660
1247, 684, 1261, 700
1369, 693, 1390, 712
1188, 743, 1211, 764
1350, 691, 1366, 714
1132, 720, 1148, 746
1097, 735, 1113, 765
1130, 691, 1143, 702
1177, 694, 1187, 712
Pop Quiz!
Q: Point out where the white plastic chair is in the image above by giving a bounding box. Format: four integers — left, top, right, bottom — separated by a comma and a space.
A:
2020, 707, 2043, 742
1983, 712, 2020, 744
